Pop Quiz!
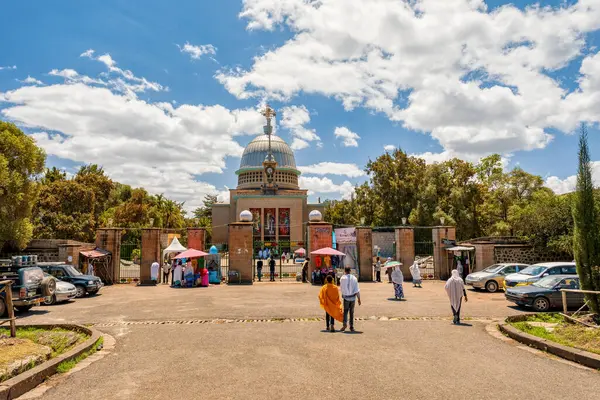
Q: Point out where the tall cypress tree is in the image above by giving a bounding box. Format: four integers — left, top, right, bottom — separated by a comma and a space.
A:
572, 123, 600, 314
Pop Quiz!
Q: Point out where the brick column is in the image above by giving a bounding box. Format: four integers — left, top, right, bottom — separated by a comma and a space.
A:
228, 222, 254, 284
187, 228, 206, 251
432, 226, 456, 280
473, 243, 495, 272
307, 222, 332, 278
356, 227, 373, 282
395, 227, 415, 277
140, 228, 161, 286
96, 228, 122, 284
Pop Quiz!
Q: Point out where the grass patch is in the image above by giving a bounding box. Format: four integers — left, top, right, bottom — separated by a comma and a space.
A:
510, 314, 600, 355
56, 337, 103, 374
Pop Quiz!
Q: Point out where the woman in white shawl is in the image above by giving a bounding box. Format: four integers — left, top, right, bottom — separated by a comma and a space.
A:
409, 261, 422, 288
173, 259, 183, 286
391, 266, 404, 300
445, 269, 468, 324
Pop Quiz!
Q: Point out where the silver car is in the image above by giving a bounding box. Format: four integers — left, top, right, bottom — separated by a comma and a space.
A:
43, 273, 77, 305
465, 263, 529, 293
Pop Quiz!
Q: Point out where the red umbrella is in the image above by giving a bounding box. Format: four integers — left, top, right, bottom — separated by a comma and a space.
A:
174, 248, 209, 259
310, 247, 346, 256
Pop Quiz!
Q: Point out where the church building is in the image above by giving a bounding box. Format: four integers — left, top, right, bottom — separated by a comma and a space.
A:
211, 106, 325, 252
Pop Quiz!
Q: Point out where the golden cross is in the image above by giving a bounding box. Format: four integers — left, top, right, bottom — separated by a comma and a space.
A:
261, 104, 276, 122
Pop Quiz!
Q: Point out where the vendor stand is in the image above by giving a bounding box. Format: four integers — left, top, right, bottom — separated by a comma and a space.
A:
310, 247, 346, 285
174, 249, 209, 288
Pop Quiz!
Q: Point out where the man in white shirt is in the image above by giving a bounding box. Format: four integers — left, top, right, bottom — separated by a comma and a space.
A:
339, 267, 361, 332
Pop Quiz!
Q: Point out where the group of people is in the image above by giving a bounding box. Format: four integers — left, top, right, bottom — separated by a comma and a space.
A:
318, 267, 361, 332
373, 257, 424, 301
255, 256, 277, 282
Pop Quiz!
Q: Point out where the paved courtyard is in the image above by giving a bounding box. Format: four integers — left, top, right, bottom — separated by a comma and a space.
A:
15, 281, 600, 399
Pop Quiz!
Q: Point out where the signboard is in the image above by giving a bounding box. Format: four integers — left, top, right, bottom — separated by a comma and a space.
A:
442, 238, 456, 246
335, 227, 357, 244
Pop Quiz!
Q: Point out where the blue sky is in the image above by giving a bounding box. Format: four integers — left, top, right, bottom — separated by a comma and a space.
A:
1, 0, 600, 209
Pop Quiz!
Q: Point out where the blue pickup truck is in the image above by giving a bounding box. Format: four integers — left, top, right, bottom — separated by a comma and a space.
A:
0, 261, 56, 316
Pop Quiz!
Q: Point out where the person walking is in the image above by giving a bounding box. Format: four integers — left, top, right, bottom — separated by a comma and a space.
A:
374, 257, 382, 282
385, 257, 393, 283
456, 257, 464, 280
445, 269, 468, 325
319, 275, 343, 332
269, 256, 276, 282
340, 267, 361, 332
391, 266, 404, 300
256, 259, 263, 282
301, 257, 310, 283
409, 261, 422, 288
162, 261, 171, 285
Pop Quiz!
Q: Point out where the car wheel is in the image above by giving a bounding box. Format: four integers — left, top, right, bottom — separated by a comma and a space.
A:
43, 295, 57, 306
485, 281, 499, 293
533, 296, 550, 312
15, 305, 33, 313
0, 299, 6, 317
75, 285, 86, 298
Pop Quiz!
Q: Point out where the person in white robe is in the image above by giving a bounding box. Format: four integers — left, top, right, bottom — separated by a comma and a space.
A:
173, 260, 183, 286
409, 261, 422, 287
150, 261, 159, 282
391, 266, 404, 300
445, 269, 468, 324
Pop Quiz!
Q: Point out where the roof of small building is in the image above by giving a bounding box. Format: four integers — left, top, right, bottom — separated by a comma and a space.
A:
239, 135, 297, 170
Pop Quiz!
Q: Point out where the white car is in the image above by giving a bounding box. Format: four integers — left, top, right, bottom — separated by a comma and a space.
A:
503, 262, 577, 290
43, 273, 77, 305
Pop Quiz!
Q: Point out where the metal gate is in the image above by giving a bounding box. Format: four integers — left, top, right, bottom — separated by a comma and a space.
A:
413, 227, 435, 279
252, 240, 304, 281
119, 230, 141, 283
204, 243, 229, 283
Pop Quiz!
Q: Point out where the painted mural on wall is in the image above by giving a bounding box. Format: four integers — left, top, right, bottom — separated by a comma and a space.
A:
278, 208, 290, 237
265, 208, 276, 237
311, 226, 332, 251
250, 208, 261, 236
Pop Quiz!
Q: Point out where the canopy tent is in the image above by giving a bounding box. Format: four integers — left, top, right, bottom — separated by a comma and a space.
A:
310, 247, 346, 256
80, 248, 110, 259
163, 237, 187, 259
79, 248, 112, 284
174, 248, 209, 260
294, 248, 306, 255
446, 246, 475, 251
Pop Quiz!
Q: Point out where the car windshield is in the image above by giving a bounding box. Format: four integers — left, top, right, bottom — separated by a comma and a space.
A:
533, 276, 562, 289
519, 266, 546, 276
65, 265, 83, 276
482, 265, 503, 273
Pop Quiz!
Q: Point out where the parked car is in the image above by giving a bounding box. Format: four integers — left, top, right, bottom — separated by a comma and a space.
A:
503, 262, 577, 290
0, 262, 56, 316
465, 263, 529, 293
38, 263, 103, 298
505, 275, 585, 312
42, 273, 77, 305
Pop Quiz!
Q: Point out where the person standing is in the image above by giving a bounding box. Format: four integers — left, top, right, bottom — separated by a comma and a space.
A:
151, 261, 160, 283
445, 269, 468, 324
456, 257, 464, 280
301, 257, 310, 283
340, 267, 361, 332
374, 257, 382, 282
385, 257, 393, 283
319, 275, 343, 332
256, 259, 263, 282
391, 266, 404, 300
409, 261, 422, 288
162, 261, 171, 285
281, 252, 286, 265
269, 256, 276, 282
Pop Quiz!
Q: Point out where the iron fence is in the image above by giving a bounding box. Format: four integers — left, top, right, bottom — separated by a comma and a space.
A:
119, 242, 141, 283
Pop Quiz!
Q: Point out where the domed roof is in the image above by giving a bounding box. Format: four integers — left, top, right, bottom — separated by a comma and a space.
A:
239, 135, 297, 170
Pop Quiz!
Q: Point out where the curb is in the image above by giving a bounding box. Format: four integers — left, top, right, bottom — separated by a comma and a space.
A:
498, 322, 600, 369
0, 324, 102, 400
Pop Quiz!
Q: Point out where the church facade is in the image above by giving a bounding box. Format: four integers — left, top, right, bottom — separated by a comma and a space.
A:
211, 106, 325, 252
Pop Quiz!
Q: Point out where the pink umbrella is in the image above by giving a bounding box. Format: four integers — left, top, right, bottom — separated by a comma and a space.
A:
174, 248, 209, 259
310, 247, 346, 256
294, 248, 306, 255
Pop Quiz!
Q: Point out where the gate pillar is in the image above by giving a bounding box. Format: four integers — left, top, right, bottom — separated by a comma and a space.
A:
140, 228, 161, 286
187, 228, 206, 251
432, 226, 456, 280
307, 222, 332, 278
228, 222, 253, 284
356, 227, 373, 282
96, 228, 122, 284
395, 227, 414, 277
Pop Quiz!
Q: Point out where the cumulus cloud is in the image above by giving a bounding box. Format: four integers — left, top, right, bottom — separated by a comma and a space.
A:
279, 105, 321, 149
298, 162, 365, 178
18, 76, 43, 85
0, 65, 17, 71
48, 69, 106, 85
217, 0, 600, 159
177, 42, 217, 60
299, 176, 355, 200
384, 144, 396, 152
545, 161, 600, 194
334, 126, 360, 147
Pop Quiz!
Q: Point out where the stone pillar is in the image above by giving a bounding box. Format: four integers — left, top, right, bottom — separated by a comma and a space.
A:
395, 227, 415, 277
356, 227, 373, 282
432, 226, 456, 280
140, 228, 161, 286
187, 228, 206, 251
96, 228, 122, 284
307, 222, 332, 278
228, 222, 254, 284
473, 243, 495, 272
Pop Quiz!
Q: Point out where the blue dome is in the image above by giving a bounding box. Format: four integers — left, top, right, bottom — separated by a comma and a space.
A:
239, 135, 296, 169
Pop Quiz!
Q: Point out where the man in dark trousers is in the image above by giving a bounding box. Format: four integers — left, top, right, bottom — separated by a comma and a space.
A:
301, 257, 310, 283
269, 256, 276, 281
256, 259, 263, 282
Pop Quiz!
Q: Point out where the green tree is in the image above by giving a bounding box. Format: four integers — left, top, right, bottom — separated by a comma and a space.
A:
74, 164, 114, 227
572, 124, 600, 313
0, 121, 46, 249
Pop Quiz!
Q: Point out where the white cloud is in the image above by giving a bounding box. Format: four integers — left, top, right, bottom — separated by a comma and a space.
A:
384, 144, 396, 152
545, 161, 600, 194
299, 176, 355, 200
79, 49, 95, 58
19, 76, 43, 85
217, 0, 600, 159
1, 80, 265, 211
298, 162, 365, 178
279, 105, 321, 149
0, 65, 17, 71
290, 138, 309, 150
48, 69, 106, 85
334, 126, 360, 147
177, 42, 217, 60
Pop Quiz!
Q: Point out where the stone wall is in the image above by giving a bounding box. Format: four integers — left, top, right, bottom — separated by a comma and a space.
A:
228, 222, 253, 283
372, 232, 395, 258
493, 245, 572, 265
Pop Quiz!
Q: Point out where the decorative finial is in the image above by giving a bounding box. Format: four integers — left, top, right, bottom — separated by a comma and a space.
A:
261, 104, 276, 124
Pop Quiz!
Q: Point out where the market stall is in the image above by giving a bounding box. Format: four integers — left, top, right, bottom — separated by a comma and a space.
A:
174, 248, 209, 288
79, 248, 112, 284
310, 247, 346, 285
